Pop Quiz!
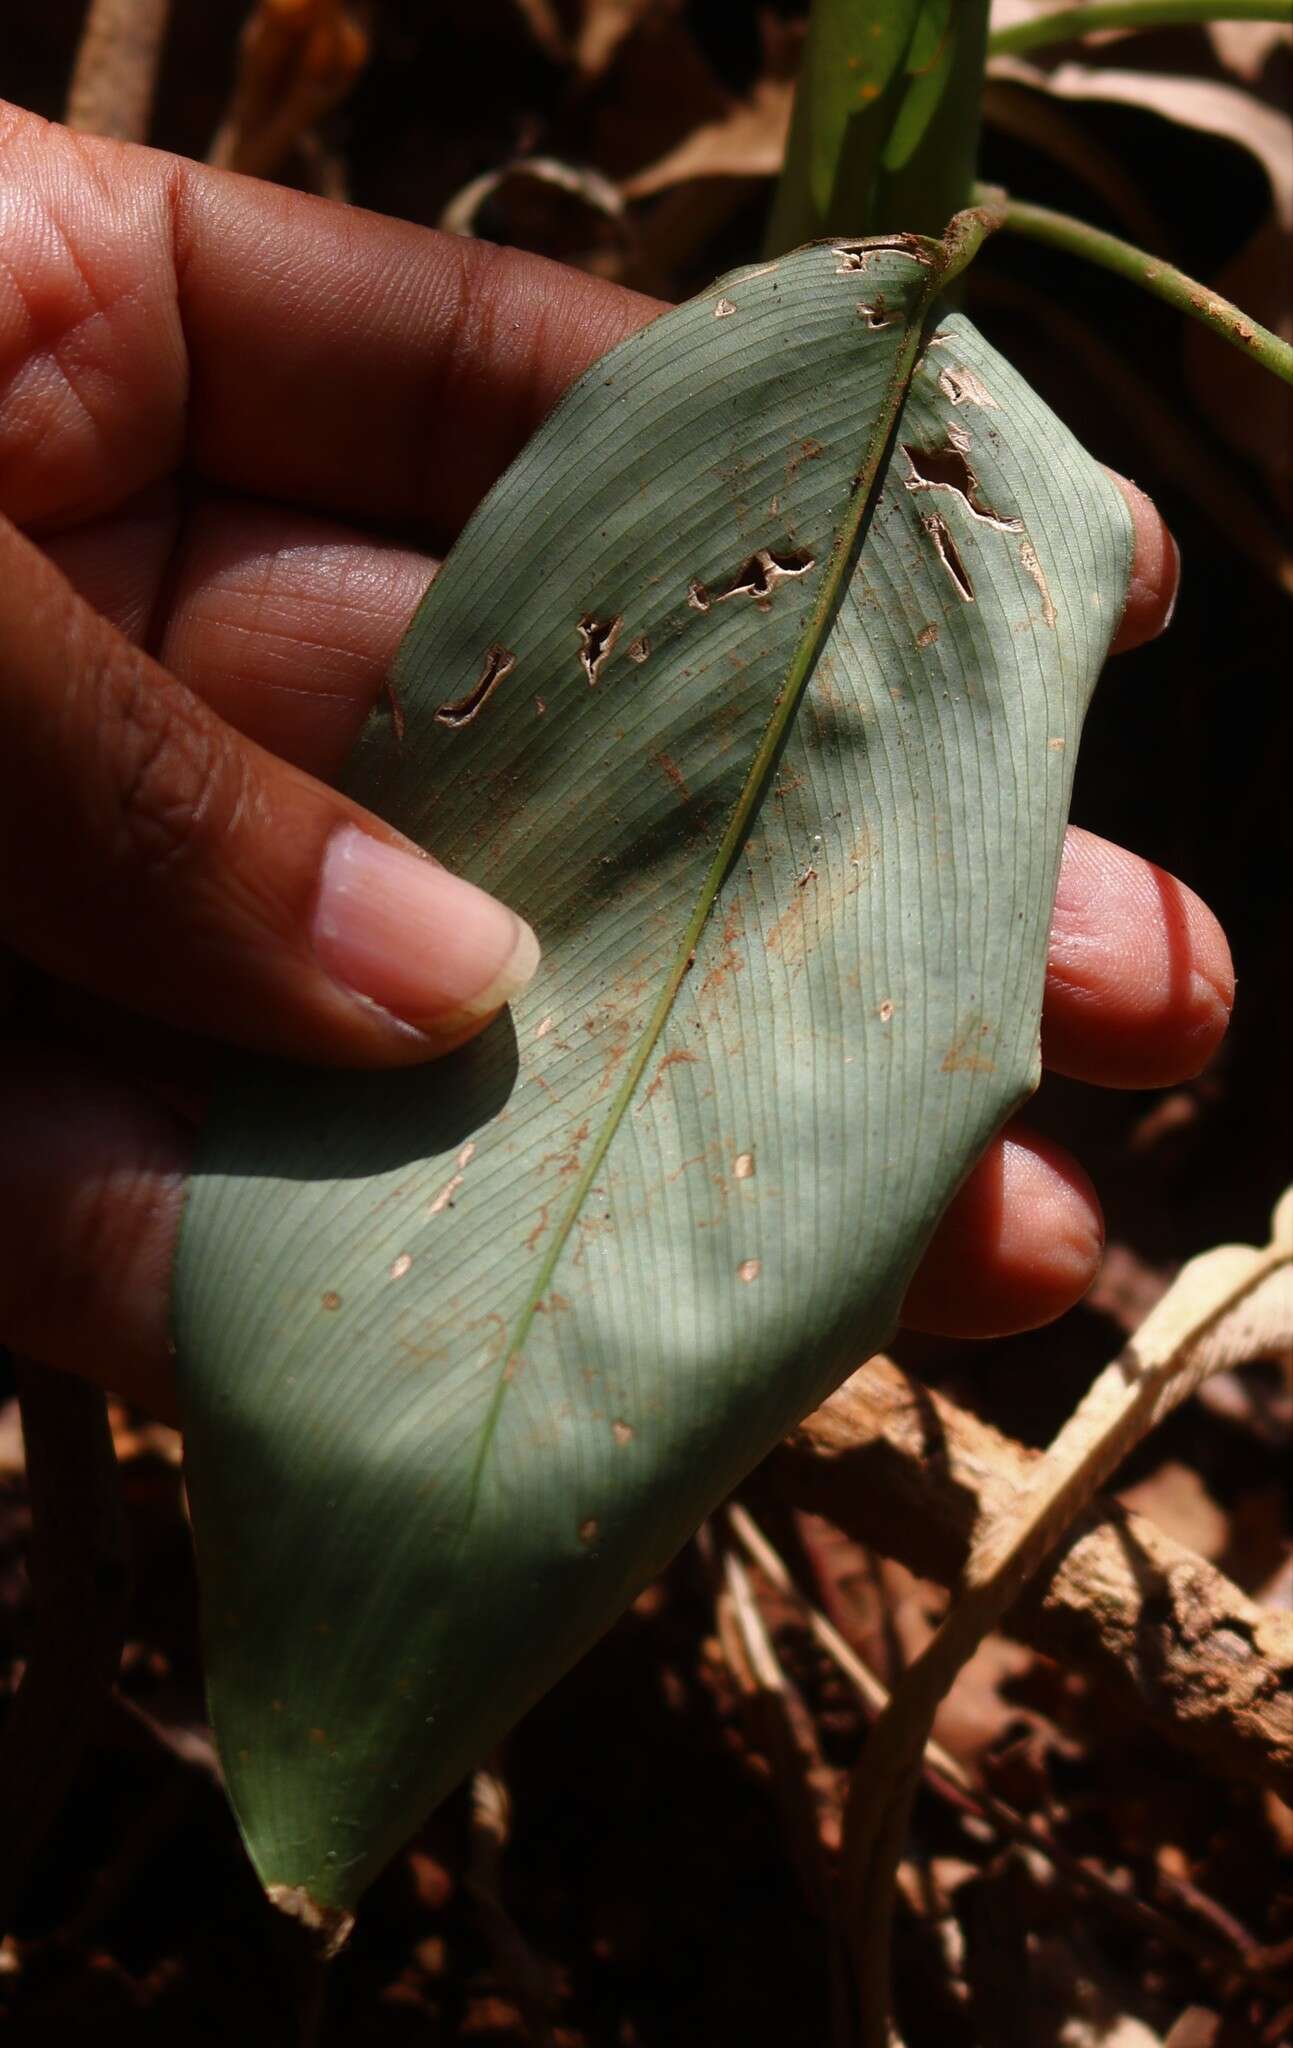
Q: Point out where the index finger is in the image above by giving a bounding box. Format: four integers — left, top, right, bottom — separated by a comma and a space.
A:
0, 101, 660, 544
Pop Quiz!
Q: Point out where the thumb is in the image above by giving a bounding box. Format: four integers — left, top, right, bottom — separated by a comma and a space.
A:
0, 518, 538, 1063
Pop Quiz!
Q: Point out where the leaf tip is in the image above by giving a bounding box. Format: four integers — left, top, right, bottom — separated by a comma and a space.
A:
265, 1884, 356, 1960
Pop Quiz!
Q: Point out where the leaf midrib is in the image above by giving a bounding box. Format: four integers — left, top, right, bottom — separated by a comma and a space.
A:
457, 237, 956, 1529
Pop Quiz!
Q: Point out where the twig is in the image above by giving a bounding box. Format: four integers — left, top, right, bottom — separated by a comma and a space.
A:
976, 182, 1293, 385
771, 1360, 1293, 1795
839, 1189, 1292, 2045
988, 1, 1292, 60
0, 1365, 128, 1932
64, 0, 171, 143
726, 1506, 1291, 1999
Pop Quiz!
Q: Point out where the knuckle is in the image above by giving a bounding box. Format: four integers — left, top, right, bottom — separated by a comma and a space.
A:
108, 664, 240, 880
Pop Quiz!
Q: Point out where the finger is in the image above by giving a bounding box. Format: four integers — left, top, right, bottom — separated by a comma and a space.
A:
40, 492, 434, 778
7, 104, 1180, 647
152, 499, 435, 776
0, 1081, 1099, 1426
40, 495, 1229, 1098
0, 104, 657, 540
0, 515, 538, 1062
1105, 472, 1180, 654
36, 481, 181, 642
0, 1044, 185, 1421
1043, 827, 1233, 1088
900, 1123, 1103, 1339
44, 507, 1231, 1094
176, 173, 662, 543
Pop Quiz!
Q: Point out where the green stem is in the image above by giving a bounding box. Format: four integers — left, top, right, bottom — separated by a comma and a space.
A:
989, 0, 1291, 57
766, 0, 991, 254
977, 183, 1293, 385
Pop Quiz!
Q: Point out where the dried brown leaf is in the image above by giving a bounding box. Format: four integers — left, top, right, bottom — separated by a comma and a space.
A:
621, 72, 794, 198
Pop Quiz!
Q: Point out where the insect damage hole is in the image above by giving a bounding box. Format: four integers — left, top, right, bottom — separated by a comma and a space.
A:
833, 235, 932, 275
856, 301, 893, 329
713, 546, 815, 609
578, 613, 623, 686
434, 644, 515, 727
902, 444, 1022, 532
937, 364, 1000, 410
922, 515, 974, 602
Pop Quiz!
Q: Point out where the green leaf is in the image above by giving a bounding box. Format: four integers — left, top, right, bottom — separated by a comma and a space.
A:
881, 0, 955, 174
765, 0, 989, 252
174, 219, 1131, 1924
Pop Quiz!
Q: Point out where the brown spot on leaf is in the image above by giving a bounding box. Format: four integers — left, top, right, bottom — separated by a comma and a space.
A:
941, 1017, 997, 1075
321, 1290, 342, 1311
642, 1046, 700, 1106
916, 623, 939, 649
786, 437, 825, 483
656, 752, 691, 800
699, 909, 746, 1003
738, 1258, 761, 1283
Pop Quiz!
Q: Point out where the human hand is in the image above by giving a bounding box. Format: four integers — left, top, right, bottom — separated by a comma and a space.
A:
0, 103, 1233, 1419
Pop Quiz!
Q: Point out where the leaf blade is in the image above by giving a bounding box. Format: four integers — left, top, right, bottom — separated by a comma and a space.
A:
174, 237, 1130, 1911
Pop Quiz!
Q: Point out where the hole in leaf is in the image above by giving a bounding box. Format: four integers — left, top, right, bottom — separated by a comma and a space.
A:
938, 364, 1000, 410
434, 644, 515, 727
922, 515, 974, 601
901, 442, 1020, 532
713, 546, 815, 608
578, 613, 623, 686
833, 235, 932, 275
902, 444, 1022, 531
856, 301, 893, 329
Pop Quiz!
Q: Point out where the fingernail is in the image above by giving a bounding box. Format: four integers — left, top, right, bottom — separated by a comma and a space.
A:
313, 825, 539, 1035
